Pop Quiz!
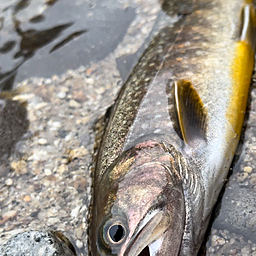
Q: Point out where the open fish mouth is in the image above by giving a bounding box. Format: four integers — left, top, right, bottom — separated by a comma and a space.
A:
123, 210, 169, 256
138, 238, 163, 256
138, 246, 150, 256
128, 238, 163, 256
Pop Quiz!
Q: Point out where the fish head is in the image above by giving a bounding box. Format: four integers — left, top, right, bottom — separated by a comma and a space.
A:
91, 140, 185, 256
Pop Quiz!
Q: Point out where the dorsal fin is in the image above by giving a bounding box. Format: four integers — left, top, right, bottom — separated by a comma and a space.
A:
174, 79, 207, 147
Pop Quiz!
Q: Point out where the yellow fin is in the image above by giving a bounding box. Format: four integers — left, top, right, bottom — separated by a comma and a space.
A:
174, 79, 207, 147
227, 4, 256, 136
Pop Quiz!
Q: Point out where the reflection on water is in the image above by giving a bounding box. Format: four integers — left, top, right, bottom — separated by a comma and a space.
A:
0, 0, 135, 90
14, 22, 75, 59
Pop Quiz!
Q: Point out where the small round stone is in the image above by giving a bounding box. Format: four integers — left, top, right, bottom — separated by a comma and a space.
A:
38, 138, 48, 145
244, 166, 252, 173
5, 178, 13, 186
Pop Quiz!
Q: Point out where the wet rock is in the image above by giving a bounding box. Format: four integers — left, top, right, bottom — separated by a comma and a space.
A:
0, 230, 76, 256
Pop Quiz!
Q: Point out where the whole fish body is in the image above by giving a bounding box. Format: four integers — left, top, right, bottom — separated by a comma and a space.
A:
90, 0, 256, 255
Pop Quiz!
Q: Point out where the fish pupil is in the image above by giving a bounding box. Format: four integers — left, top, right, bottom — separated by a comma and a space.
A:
109, 224, 125, 243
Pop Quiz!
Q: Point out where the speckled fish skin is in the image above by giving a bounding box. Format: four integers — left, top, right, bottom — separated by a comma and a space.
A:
90, 0, 256, 255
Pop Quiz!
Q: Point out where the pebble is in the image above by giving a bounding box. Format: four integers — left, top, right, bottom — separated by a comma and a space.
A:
65, 133, 73, 142
85, 78, 94, 84
5, 178, 13, 186
211, 235, 226, 246
11, 160, 28, 175
57, 91, 66, 99
44, 78, 52, 84
29, 150, 48, 161
237, 172, 248, 182
56, 164, 68, 174
47, 217, 59, 226
230, 238, 236, 244
76, 240, 84, 249
241, 245, 251, 256
49, 121, 62, 129
73, 177, 87, 191
69, 99, 81, 108
68, 146, 88, 160
2, 210, 17, 220
75, 228, 84, 239
71, 206, 81, 218
244, 166, 252, 173
38, 138, 48, 145
73, 90, 87, 102
23, 195, 31, 202
44, 168, 52, 176
250, 173, 256, 185
34, 102, 48, 110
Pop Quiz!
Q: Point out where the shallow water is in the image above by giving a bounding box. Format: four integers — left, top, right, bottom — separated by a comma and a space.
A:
0, 0, 135, 90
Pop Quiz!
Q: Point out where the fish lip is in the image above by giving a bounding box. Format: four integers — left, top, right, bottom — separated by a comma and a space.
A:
123, 210, 168, 256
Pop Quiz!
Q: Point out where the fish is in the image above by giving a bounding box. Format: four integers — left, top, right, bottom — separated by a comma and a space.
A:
89, 0, 256, 255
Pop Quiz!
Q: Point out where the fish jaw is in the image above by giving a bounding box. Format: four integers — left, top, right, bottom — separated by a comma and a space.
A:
123, 196, 185, 256
90, 141, 186, 256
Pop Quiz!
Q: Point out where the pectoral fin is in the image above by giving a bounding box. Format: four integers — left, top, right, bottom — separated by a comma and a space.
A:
174, 79, 207, 147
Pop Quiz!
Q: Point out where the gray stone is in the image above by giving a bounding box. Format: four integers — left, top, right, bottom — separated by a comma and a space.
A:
0, 230, 76, 256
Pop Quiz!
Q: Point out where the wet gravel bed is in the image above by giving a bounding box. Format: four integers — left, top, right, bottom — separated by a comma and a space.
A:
1, 0, 256, 255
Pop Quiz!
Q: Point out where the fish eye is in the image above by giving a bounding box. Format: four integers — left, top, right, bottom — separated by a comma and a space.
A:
108, 224, 126, 243
98, 215, 128, 253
